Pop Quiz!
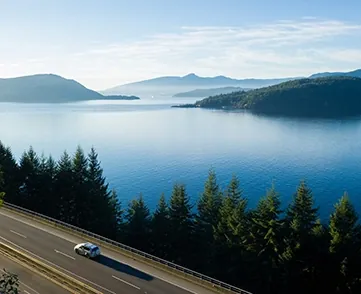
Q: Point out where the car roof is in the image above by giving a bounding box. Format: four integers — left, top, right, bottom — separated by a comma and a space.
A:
83, 242, 99, 250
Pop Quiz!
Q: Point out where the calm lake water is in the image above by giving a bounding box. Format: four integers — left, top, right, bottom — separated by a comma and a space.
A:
1, 98, 361, 220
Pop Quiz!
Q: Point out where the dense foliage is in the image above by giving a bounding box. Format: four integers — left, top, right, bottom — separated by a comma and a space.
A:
195, 76, 361, 117
0, 269, 19, 294
1, 142, 361, 294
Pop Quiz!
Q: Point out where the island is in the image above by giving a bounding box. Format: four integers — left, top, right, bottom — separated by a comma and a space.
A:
102, 95, 140, 100
173, 86, 249, 98
173, 77, 361, 118
0, 74, 140, 103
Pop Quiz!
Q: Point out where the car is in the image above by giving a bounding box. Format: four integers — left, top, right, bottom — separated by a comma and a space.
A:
74, 242, 101, 259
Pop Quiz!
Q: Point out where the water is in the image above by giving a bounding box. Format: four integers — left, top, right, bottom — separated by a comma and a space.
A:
1, 98, 361, 220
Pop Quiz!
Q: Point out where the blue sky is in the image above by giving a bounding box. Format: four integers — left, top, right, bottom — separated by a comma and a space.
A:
1, 0, 361, 89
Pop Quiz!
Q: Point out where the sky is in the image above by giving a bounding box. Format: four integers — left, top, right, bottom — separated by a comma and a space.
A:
1, 0, 361, 90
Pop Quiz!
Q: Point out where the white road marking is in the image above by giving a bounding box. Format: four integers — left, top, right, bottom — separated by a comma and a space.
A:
112, 275, 141, 290
21, 283, 40, 294
0, 211, 200, 294
0, 236, 116, 294
10, 229, 27, 238
54, 249, 75, 260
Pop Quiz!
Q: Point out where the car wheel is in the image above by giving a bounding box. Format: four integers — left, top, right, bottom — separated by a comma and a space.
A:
75, 249, 80, 255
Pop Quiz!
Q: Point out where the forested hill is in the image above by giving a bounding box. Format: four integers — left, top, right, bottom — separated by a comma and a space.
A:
193, 76, 361, 117
0, 74, 140, 103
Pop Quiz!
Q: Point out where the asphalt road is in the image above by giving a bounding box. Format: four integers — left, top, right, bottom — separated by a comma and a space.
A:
0, 253, 69, 294
0, 209, 216, 294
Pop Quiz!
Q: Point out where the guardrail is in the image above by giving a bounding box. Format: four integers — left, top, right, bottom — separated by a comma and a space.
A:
2, 201, 252, 294
0, 241, 102, 294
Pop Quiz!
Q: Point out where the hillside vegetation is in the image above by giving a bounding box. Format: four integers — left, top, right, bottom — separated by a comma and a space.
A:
195, 76, 361, 117
0, 74, 140, 103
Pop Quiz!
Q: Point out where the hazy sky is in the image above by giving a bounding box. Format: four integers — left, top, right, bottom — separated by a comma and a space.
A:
1, 0, 361, 90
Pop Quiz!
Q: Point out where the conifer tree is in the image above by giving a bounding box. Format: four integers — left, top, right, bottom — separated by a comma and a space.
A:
328, 193, 361, 293
196, 169, 223, 271
248, 185, 284, 293
168, 183, 195, 267
108, 189, 124, 241
37, 154, 58, 217
18, 146, 41, 210
150, 193, 170, 258
71, 146, 89, 228
86, 147, 113, 235
54, 151, 76, 224
283, 181, 320, 293
125, 193, 151, 251
0, 142, 20, 204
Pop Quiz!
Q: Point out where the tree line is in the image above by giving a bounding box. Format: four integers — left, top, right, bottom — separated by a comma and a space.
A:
0, 141, 360, 294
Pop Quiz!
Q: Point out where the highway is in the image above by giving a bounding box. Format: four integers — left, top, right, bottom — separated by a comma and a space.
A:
0, 209, 216, 294
0, 253, 69, 294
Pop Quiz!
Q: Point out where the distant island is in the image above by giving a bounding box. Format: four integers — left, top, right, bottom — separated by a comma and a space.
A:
0, 74, 140, 103
173, 86, 250, 98
173, 76, 361, 118
103, 95, 140, 100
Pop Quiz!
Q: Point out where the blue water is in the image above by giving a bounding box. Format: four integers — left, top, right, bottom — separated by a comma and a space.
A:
1, 99, 361, 220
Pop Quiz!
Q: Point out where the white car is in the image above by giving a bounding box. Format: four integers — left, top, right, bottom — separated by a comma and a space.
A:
74, 242, 101, 259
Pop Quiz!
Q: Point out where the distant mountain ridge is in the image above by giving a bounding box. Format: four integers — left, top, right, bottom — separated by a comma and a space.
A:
309, 69, 361, 79
101, 73, 298, 98
102, 69, 361, 98
0, 74, 140, 103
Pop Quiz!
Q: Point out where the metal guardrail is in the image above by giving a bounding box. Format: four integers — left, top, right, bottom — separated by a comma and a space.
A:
2, 201, 252, 294
0, 241, 102, 294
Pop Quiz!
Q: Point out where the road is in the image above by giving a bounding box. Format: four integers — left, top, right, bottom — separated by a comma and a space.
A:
0, 253, 69, 294
0, 209, 216, 294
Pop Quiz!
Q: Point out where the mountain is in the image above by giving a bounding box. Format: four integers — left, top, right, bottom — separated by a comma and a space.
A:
0, 74, 140, 103
309, 68, 361, 79
101, 73, 297, 98
173, 86, 251, 98
175, 77, 361, 118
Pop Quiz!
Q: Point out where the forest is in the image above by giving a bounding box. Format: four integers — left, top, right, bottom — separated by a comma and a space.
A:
194, 76, 361, 117
0, 141, 360, 294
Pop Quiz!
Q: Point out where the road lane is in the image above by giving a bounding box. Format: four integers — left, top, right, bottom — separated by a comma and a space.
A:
0, 253, 69, 294
0, 209, 216, 294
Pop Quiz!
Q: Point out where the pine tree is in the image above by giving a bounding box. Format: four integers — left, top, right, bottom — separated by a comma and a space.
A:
125, 193, 151, 251
55, 151, 76, 223
283, 181, 320, 293
248, 184, 284, 294
86, 147, 113, 235
18, 146, 41, 211
71, 146, 89, 228
0, 142, 20, 204
168, 183, 195, 267
150, 193, 170, 259
37, 154, 58, 217
108, 189, 124, 241
196, 169, 223, 271
197, 169, 223, 227
328, 193, 361, 293
213, 175, 249, 284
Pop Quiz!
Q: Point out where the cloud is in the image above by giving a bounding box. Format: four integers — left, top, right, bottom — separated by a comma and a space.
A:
1, 18, 361, 89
